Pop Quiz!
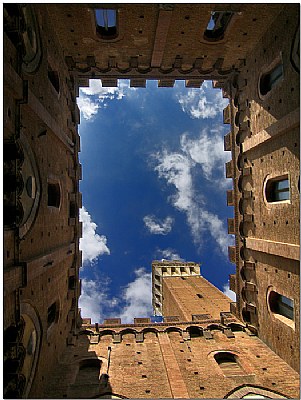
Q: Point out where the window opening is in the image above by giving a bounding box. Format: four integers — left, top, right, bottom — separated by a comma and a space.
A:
48, 183, 61, 208
214, 352, 244, 375
204, 11, 234, 42
68, 276, 76, 290
69, 201, 77, 218
95, 9, 117, 39
269, 291, 294, 320
259, 62, 283, 96
265, 177, 290, 202
196, 293, 203, 298
48, 66, 60, 93
47, 302, 58, 326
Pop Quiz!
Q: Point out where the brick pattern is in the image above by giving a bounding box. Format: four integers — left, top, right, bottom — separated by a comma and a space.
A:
3, 3, 300, 398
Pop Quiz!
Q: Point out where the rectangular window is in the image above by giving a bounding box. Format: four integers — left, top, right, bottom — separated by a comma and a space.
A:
95, 9, 117, 39
95, 9, 116, 28
266, 177, 290, 202
279, 295, 294, 320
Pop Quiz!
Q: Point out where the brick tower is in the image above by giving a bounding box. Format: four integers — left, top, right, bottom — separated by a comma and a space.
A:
152, 260, 231, 321
42, 261, 299, 399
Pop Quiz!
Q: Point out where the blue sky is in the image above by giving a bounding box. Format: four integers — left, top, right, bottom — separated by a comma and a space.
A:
77, 79, 236, 323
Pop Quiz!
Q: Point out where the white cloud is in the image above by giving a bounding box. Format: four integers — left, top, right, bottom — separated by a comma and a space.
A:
176, 80, 228, 119
156, 248, 183, 261
154, 150, 195, 212
143, 215, 174, 235
180, 128, 230, 184
79, 268, 152, 324
77, 96, 99, 120
79, 277, 119, 323
118, 268, 153, 324
79, 207, 110, 265
223, 283, 236, 302
153, 147, 231, 256
77, 79, 136, 120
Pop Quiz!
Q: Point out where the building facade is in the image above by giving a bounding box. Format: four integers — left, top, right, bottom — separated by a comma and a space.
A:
3, 3, 299, 398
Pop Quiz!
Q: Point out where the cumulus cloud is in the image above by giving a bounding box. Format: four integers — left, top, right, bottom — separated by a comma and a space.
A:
79, 277, 118, 323
156, 248, 183, 261
180, 128, 230, 184
143, 215, 174, 235
118, 268, 153, 324
223, 283, 236, 302
176, 80, 228, 119
76, 96, 99, 120
153, 145, 231, 256
79, 268, 152, 324
79, 207, 110, 265
77, 79, 135, 121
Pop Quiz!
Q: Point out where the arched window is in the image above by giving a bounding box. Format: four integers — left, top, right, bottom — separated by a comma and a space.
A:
204, 11, 233, 42
48, 182, 61, 208
269, 291, 294, 321
78, 359, 101, 382
95, 9, 118, 39
214, 352, 244, 375
265, 176, 290, 202
259, 62, 283, 96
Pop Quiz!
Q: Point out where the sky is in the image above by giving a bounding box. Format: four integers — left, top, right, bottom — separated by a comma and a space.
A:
77, 79, 236, 324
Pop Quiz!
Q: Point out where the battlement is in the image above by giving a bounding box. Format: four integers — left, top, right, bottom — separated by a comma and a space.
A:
152, 261, 201, 316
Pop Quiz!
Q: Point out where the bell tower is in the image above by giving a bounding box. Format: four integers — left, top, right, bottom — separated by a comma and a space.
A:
152, 260, 232, 322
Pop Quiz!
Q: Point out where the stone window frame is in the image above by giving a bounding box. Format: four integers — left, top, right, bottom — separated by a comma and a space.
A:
257, 53, 284, 100
262, 173, 291, 208
208, 349, 253, 377
93, 7, 120, 42
202, 11, 238, 44
47, 178, 62, 211
266, 286, 295, 330
47, 55, 61, 99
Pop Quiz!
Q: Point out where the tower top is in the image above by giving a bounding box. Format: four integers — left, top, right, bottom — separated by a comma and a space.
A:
152, 260, 201, 316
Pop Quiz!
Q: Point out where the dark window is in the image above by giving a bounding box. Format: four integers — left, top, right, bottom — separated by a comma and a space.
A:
242, 308, 251, 323
75, 359, 101, 385
259, 62, 283, 96
95, 9, 117, 39
69, 201, 77, 218
214, 352, 244, 375
196, 293, 203, 299
266, 177, 290, 202
204, 11, 233, 41
48, 66, 60, 93
269, 291, 294, 320
48, 183, 61, 208
47, 302, 58, 326
68, 276, 76, 290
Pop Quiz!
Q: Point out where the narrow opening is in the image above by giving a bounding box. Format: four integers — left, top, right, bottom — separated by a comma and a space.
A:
259, 62, 283, 96
204, 11, 234, 42
188, 326, 202, 338
69, 201, 77, 218
95, 9, 117, 39
196, 293, 203, 299
214, 352, 244, 375
68, 276, 76, 290
48, 66, 60, 93
47, 302, 58, 326
265, 176, 290, 202
242, 308, 251, 323
269, 291, 294, 320
48, 183, 61, 208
